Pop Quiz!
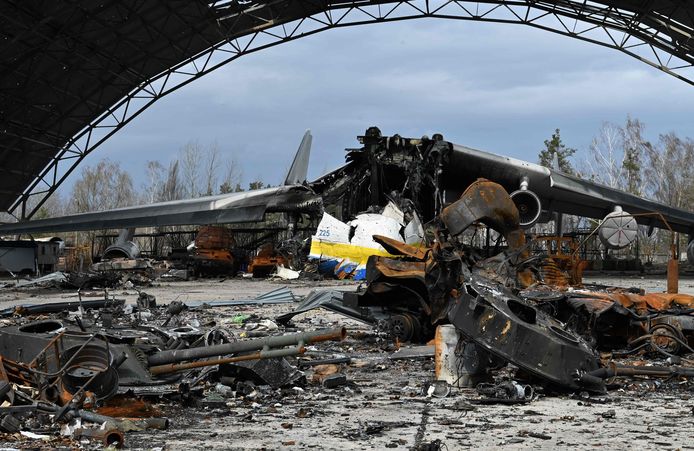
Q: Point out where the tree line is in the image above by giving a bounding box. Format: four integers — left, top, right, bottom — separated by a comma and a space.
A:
32, 140, 256, 219
538, 117, 694, 262
27, 118, 694, 261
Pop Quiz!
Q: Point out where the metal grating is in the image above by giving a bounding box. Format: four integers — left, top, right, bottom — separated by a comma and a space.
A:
1, 1, 693, 220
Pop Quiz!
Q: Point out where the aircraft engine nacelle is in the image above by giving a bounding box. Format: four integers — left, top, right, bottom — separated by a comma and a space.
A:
598, 207, 637, 250
509, 177, 542, 228
103, 241, 140, 260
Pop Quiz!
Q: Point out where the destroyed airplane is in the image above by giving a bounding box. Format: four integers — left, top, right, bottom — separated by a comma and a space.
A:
1, 133, 694, 444
308, 201, 424, 280
3, 127, 694, 277
296, 178, 694, 393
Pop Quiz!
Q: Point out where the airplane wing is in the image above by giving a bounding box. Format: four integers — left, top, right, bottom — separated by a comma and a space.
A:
0, 186, 321, 234
0, 130, 320, 235
445, 144, 694, 235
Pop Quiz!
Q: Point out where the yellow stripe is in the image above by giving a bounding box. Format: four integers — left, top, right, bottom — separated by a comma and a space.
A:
309, 240, 397, 264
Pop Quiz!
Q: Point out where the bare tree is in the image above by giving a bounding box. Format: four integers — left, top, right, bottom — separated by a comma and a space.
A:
180, 141, 203, 198
203, 141, 220, 196
642, 133, 694, 261
160, 161, 184, 202
583, 122, 625, 189
67, 160, 134, 247
581, 118, 649, 193
643, 133, 694, 209
219, 156, 243, 194
142, 161, 165, 204
70, 159, 135, 213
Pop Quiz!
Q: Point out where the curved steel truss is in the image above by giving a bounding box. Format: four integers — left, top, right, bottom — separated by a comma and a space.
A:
7, 0, 694, 219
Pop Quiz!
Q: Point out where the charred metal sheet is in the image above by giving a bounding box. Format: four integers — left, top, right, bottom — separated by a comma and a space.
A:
367, 257, 427, 287
0, 298, 124, 318
372, 235, 429, 261
276, 289, 383, 325
185, 286, 297, 308
448, 278, 603, 392
0, 320, 161, 389
220, 357, 303, 388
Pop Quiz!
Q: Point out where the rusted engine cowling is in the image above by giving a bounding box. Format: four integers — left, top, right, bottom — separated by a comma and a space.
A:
441, 179, 521, 241
599, 207, 637, 250
441, 179, 533, 287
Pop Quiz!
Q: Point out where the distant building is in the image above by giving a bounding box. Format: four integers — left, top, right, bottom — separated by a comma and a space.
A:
0, 238, 63, 275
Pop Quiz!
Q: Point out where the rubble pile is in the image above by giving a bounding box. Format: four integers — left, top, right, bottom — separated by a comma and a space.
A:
0, 181, 691, 448
0, 284, 348, 449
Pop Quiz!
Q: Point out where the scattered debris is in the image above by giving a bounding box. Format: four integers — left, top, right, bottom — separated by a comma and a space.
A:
0, 175, 692, 448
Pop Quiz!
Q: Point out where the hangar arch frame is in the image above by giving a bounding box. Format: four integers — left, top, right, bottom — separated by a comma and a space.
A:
4, 0, 694, 220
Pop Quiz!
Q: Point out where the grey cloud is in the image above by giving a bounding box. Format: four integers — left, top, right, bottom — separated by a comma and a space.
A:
75, 19, 694, 193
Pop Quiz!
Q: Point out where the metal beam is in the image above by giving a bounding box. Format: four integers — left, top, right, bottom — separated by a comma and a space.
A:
5, 1, 694, 220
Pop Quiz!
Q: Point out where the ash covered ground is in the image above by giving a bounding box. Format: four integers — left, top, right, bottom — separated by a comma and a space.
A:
0, 275, 692, 450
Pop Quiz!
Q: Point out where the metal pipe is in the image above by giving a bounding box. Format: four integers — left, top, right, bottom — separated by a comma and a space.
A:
667, 244, 679, 293
147, 327, 346, 366
74, 427, 125, 448
149, 345, 305, 375
77, 409, 169, 430
587, 364, 694, 379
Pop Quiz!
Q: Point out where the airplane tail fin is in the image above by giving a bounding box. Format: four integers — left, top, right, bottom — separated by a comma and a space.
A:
551, 151, 560, 171
283, 130, 312, 185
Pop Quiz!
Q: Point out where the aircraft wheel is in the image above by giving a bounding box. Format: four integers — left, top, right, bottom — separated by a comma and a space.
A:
404, 313, 422, 342
390, 314, 415, 342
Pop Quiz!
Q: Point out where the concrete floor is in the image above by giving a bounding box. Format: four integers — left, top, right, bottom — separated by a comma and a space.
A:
0, 275, 692, 450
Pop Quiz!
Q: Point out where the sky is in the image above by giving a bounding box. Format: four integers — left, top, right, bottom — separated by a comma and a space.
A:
65, 18, 694, 193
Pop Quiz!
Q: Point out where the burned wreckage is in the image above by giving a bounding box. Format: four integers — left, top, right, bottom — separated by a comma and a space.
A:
0, 290, 347, 447
287, 127, 694, 391
1, 128, 694, 445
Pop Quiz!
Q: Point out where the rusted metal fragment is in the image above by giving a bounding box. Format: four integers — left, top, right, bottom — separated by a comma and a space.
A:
449, 277, 603, 392
367, 257, 427, 283
532, 236, 588, 286
74, 427, 125, 448
570, 290, 694, 313
441, 179, 520, 238
441, 179, 533, 288
547, 287, 694, 350
248, 243, 288, 277
372, 235, 429, 260
668, 245, 679, 293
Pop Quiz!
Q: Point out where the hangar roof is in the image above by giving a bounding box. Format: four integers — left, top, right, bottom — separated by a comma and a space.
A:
1, 1, 693, 218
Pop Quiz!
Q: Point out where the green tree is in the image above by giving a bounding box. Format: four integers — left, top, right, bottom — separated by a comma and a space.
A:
622, 117, 648, 196
538, 129, 576, 175
219, 181, 233, 194
248, 180, 265, 190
